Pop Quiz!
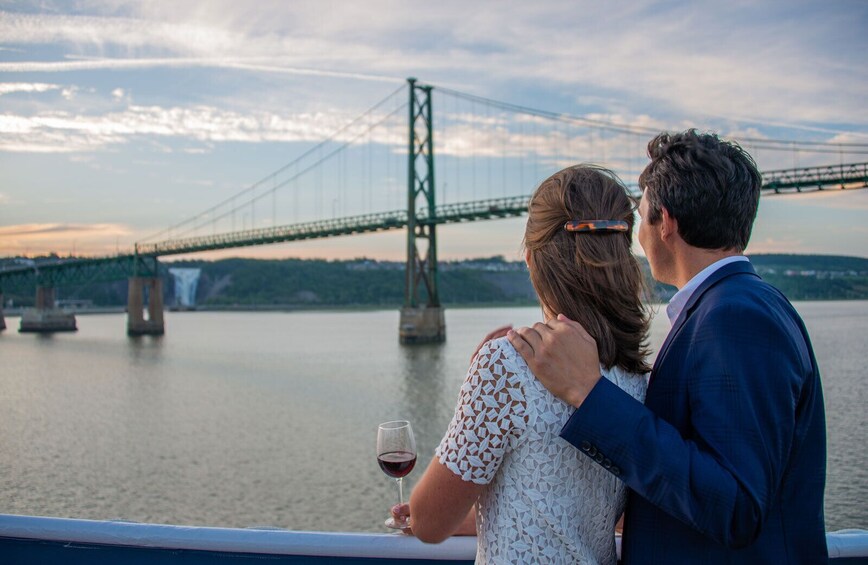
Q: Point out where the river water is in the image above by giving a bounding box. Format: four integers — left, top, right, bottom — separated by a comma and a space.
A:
0, 302, 865, 532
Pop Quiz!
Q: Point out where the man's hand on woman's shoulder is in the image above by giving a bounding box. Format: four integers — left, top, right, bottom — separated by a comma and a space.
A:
471, 325, 512, 363
508, 314, 602, 409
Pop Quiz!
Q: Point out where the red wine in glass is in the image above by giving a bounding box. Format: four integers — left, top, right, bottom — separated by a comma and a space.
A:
377, 451, 417, 478
377, 420, 416, 529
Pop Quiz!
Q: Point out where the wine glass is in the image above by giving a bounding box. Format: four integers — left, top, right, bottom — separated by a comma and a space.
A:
377, 420, 417, 529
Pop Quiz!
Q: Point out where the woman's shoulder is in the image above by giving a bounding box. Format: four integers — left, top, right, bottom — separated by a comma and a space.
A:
602, 364, 648, 402
469, 337, 530, 385
482, 336, 529, 370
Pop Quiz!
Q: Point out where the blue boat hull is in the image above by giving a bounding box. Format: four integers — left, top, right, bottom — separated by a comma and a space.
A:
0, 538, 471, 564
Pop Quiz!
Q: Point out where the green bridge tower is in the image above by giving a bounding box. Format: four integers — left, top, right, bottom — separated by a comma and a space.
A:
399, 78, 445, 344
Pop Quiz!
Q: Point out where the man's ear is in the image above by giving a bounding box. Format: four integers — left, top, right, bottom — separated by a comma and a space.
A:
660, 207, 677, 241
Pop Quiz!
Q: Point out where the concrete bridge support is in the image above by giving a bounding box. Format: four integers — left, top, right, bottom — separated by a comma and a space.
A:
36, 286, 55, 310
127, 277, 164, 336
399, 306, 445, 344
0, 293, 5, 331
19, 286, 77, 332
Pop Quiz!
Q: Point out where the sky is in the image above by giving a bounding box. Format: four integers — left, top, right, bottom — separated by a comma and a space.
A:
1, 0, 867, 262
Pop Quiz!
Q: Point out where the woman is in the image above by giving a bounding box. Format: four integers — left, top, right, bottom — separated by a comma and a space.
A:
394, 165, 651, 564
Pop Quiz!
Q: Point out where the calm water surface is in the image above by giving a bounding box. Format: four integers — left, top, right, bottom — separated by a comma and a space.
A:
0, 302, 865, 532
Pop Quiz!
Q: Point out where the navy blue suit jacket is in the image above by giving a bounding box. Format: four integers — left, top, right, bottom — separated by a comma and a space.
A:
561, 261, 828, 563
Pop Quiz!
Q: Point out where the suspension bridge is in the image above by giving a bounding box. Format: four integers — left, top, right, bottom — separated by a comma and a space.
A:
2, 78, 867, 340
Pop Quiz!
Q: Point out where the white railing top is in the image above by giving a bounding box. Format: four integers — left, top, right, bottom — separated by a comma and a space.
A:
0, 513, 476, 560
1, 513, 866, 560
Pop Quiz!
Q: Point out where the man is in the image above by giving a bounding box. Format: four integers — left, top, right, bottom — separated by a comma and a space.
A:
508, 130, 828, 563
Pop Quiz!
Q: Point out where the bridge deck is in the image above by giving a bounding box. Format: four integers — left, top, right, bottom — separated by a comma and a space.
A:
1, 162, 865, 289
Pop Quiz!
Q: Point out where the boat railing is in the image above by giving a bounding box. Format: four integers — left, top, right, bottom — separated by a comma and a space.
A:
0, 513, 866, 563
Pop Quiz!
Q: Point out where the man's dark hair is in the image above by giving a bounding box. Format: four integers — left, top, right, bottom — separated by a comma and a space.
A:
638, 129, 762, 252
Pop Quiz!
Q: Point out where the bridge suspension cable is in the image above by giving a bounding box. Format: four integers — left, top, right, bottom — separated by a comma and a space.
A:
434, 86, 868, 155
139, 83, 408, 244
139, 79, 868, 252
163, 102, 408, 242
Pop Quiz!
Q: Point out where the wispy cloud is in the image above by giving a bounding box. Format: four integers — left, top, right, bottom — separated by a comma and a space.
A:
2, 3, 865, 126
0, 82, 61, 96
747, 236, 809, 255
765, 187, 868, 211
0, 98, 669, 179
704, 113, 868, 140
0, 222, 133, 256
0, 224, 113, 236
0, 57, 404, 84
0, 10, 238, 54
0, 104, 391, 152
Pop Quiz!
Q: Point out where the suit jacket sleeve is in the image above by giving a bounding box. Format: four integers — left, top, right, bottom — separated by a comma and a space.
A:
561, 297, 809, 548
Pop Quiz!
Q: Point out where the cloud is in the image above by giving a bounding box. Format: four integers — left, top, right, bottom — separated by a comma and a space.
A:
0, 96, 666, 190
1, 3, 865, 127
765, 187, 868, 211
0, 10, 238, 55
0, 223, 133, 256
171, 177, 214, 187
0, 103, 405, 152
747, 236, 808, 255
705, 113, 868, 140
0, 57, 404, 84
0, 224, 105, 236
0, 82, 62, 96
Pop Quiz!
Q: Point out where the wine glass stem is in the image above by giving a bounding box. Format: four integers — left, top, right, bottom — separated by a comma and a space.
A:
396, 477, 404, 506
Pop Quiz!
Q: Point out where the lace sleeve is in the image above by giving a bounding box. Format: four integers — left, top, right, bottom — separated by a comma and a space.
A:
435, 338, 528, 484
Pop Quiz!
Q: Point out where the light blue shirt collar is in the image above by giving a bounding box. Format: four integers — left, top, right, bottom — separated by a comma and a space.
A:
666, 256, 750, 325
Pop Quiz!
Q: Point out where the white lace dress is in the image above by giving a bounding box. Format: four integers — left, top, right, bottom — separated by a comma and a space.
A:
435, 337, 647, 564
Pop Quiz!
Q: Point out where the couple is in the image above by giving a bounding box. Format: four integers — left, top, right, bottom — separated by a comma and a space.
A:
391, 130, 828, 564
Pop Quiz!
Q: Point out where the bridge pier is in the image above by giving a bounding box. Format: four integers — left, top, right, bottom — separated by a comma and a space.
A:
400, 78, 446, 345
127, 277, 164, 336
19, 286, 77, 333
0, 293, 5, 331
399, 306, 446, 344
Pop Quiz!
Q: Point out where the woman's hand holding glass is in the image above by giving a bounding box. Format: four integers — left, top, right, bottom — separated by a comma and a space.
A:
377, 420, 417, 530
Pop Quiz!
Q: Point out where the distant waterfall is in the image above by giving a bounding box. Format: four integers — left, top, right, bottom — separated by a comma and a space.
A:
169, 268, 202, 309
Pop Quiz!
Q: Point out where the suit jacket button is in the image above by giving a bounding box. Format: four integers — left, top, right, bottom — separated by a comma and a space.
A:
603, 458, 612, 469
580, 441, 591, 452
611, 466, 621, 476
594, 453, 604, 463
588, 446, 598, 457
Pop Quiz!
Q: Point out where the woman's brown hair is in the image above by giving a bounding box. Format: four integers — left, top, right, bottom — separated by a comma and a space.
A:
524, 165, 651, 374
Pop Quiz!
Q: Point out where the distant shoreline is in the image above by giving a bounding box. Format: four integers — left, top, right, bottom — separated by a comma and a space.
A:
3, 254, 866, 309
4, 297, 867, 319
